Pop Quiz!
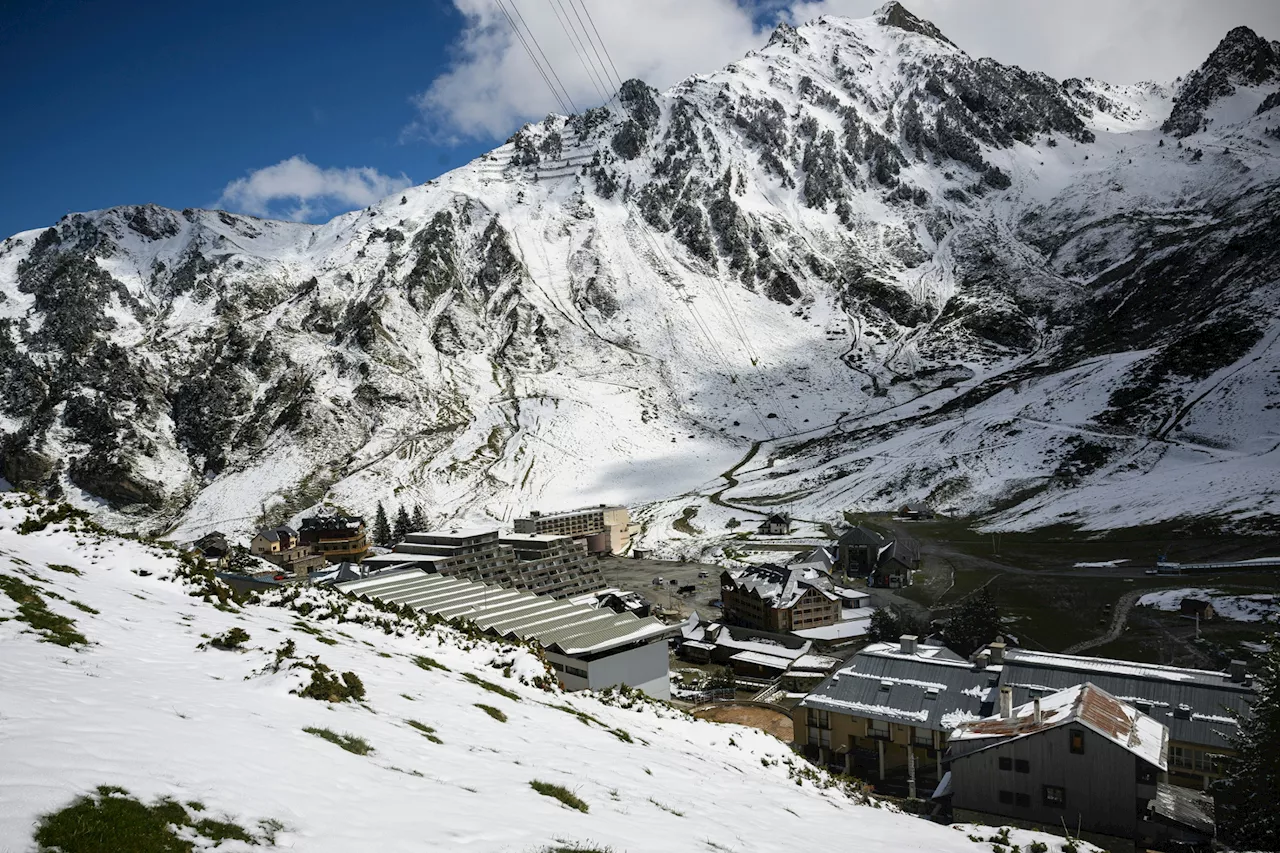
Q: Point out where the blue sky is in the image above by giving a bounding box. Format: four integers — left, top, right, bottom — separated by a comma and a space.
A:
3, 0, 1276, 238
0, 0, 493, 236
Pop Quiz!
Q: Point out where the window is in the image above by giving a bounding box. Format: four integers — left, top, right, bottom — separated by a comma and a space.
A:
998, 790, 1014, 805
868, 720, 890, 739
1043, 785, 1066, 808
1015, 759, 1030, 774
808, 727, 831, 749
999, 757, 1013, 771
1194, 751, 1214, 773
1171, 745, 1192, 769
1015, 793, 1030, 808
913, 729, 934, 748
808, 709, 831, 729
1069, 729, 1085, 754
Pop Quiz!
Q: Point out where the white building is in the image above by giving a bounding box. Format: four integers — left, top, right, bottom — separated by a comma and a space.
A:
335, 569, 678, 698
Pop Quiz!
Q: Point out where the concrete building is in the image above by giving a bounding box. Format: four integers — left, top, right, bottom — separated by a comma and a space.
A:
795, 636, 999, 796
358, 528, 607, 600
513, 505, 633, 555
719, 565, 841, 633
948, 683, 1213, 847
998, 645, 1255, 790
335, 570, 678, 698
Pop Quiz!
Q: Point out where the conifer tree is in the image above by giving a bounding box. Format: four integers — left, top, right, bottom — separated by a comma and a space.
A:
373, 502, 391, 548
943, 587, 1001, 656
1216, 645, 1280, 849
392, 506, 411, 543
411, 504, 427, 531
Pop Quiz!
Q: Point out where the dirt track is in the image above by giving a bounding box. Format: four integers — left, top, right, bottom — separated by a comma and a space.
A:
692, 703, 794, 741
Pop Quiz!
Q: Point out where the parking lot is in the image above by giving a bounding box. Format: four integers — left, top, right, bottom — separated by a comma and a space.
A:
595, 556, 724, 619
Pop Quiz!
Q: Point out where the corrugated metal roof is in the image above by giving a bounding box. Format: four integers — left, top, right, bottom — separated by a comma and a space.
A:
800, 641, 997, 731
1001, 648, 1252, 750
335, 570, 678, 657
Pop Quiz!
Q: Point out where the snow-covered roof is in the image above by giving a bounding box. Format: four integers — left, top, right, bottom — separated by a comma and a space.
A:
729, 650, 795, 671
726, 564, 839, 610
951, 683, 1168, 770
788, 653, 841, 674
801, 640, 998, 731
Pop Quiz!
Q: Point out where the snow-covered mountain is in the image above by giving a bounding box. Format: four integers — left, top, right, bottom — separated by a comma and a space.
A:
2, 3, 1280, 544
0, 498, 1091, 852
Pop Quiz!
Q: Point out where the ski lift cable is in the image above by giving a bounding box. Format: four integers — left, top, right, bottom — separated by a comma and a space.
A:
508, 0, 580, 114
568, 0, 622, 94
495, 0, 571, 116
574, 0, 624, 92
547, 0, 610, 106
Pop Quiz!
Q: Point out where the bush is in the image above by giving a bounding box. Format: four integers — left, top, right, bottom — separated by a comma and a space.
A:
292, 660, 366, 702
206, 627, 250, 651
530, 780, 589, 813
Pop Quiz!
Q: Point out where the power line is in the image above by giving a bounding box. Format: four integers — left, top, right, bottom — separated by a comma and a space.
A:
495, 0, 569, 116
509, 0, 579, 114
548, 0, 609, 105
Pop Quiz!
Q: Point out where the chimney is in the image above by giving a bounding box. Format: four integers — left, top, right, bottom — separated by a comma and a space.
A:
988, 637, 1007, 665
1230, 660, 1247, 683
974, 650, 991, 670
1173, 703, 1192, 721
999, 686, 1013, 720
1032, 697, 1042, 725
900, 634, 919, 655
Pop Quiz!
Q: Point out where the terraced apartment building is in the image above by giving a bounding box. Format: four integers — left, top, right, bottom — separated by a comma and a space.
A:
358, 528, 607, 600
513, 505, 633, 555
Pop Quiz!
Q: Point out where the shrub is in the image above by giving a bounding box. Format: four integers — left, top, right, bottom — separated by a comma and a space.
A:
206, 627, 250, 651
529, 780, 589, 813
475, 703, 508, 722
292, 660, 366, 702
303, 726, 372, 756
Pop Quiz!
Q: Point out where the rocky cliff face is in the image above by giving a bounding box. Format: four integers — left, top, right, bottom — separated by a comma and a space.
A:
2, 4, 1279, 542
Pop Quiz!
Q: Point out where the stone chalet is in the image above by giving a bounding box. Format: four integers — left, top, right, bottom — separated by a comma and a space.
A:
719, 565, 841, 633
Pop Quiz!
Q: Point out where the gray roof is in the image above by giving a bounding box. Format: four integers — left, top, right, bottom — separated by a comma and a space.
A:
335, 570, 678, 657
1000, 648, 1253, 750
838, 526, 886, 548
800, 641, 998, 732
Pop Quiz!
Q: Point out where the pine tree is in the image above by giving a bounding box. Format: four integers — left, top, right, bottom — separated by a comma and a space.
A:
944, 587, 1001, 656
411, 504, 427, 531
393, 506, 411, 543
373, 502, 391, 548
867, 607, 902, 643
1216, 646, 1280, 849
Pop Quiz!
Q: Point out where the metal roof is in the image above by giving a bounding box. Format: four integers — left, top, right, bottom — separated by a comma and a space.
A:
800, 641, 997, 731
335, 570, 678, 657
952, 683, 1169, 770
1000, 648, 1253, 750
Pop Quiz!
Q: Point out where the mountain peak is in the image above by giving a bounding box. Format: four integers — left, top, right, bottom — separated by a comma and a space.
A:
1163, 24, 1280, 137
874, 1, 956, 48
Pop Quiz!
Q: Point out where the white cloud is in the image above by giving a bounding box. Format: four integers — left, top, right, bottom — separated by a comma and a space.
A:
217, 156, 413, 221
409, 0, 1280, 142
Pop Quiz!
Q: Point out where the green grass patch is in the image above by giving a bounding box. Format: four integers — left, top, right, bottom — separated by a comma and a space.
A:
673, 506, 702, 536
464, 672, 521, 701
547, 704, 606, 727
649, 797, 684, 816
0, 575, 87, 647
475, 703, 508, 722
530, 780, 589, 813
69, 600, 99, 615
609, 728, 633, 743
46, 563, 82, 576
205, 627, 250, 651
303, 726, 372, 755
405, 719, 443, 744
412, 654, 450, 672
536, 844, 614, 853
32, 785, 270, 852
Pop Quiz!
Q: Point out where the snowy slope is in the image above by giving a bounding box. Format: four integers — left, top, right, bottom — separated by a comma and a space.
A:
1, 3, 1279, 545
0, 498, 1092, 852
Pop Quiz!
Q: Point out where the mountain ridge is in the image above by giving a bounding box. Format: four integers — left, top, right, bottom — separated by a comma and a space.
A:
1, 6, 1279, 547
